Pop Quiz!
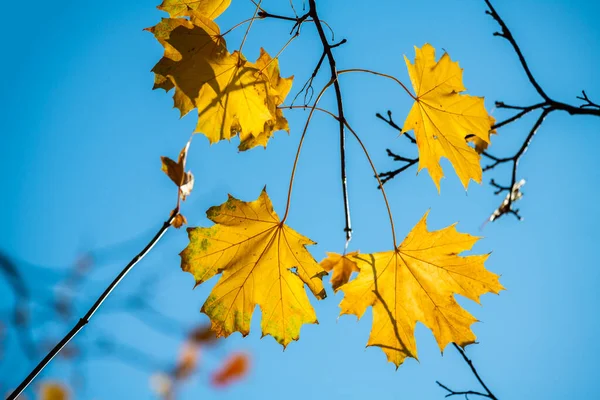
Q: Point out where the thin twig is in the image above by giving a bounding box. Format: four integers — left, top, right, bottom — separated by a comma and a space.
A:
7, 212, 177, 399
436, 344, 498, 399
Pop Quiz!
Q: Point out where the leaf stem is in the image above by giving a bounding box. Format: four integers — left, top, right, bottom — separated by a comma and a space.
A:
338, 68, 415, 100
238, 0, 262, 54
6, 213, 177, 399
343, 121, 397, 248
281, 82, 334, 224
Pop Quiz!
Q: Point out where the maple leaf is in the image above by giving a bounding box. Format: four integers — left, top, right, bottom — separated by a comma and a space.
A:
158, 0, 231, 19
468, 115, 497, 154
147, 12, 227, 115
403, 44, 493, 191
180, 189, 327, 347
320, 251, 359, 292
149, 13, 292, 148
161, 140, 194, 201
339, 212, 503, 367
238, 49, 293, 151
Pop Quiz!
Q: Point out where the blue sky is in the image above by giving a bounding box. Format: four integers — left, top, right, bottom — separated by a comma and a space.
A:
2, 0, 600, 398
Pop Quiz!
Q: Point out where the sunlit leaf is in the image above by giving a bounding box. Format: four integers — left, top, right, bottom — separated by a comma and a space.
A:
148, 13, 292, 149
339, 212, 503, 367
403, 44, 493, 191
180, 189, 326, 347
158, 0, 231, 19
320, 251, 359, 292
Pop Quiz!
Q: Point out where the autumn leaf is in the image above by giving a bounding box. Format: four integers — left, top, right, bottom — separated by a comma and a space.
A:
148, 13, 292, 148
212, 352, 250, 387
403, 44, 493, 191
38, 382, 69, 400
161, 140, 194, 201
320, 251, 359, 292
238, 49, 293, 151
180, 189, 327, 347
158, 0, 231, 19
339, 212, 503, 367
469, 115, 497, 154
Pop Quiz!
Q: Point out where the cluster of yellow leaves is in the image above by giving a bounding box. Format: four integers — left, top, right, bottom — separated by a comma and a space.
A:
156, 6, 504, 369
148, 1, 293, 150
180, 189, 327, 347
331, 213, 503, 367
403, 44, 494, 191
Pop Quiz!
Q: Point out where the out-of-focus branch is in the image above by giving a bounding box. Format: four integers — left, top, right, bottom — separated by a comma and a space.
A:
7, 212, 177, 400
0, 252, 36, 359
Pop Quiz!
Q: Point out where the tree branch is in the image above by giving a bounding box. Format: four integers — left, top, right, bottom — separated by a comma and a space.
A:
436, 344, 498, 399
307, 0, 352, 243
7, 212, 177, 400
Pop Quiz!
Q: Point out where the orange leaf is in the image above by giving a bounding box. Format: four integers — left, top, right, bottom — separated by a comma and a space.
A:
211, 352, 250, 387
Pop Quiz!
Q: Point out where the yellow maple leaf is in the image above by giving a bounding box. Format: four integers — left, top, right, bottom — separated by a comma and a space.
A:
180, 189, 327, 347
238, 49, 293, 151
339, 212, 503, 367
148, 12, 291, 149
403, 44, 493, 191
469, 115, 497, 154
320, 251, 359, 292
158, 0, 231, 19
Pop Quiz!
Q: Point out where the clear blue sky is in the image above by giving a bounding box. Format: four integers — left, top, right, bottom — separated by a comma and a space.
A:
2, 0, 600, 398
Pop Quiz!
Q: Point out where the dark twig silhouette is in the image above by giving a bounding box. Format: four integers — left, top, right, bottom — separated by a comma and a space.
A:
260, 1, 353, 244
436, 344, 498, 399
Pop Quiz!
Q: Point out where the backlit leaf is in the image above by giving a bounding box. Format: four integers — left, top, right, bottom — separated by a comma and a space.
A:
148, 14, 292, 149
238, 49, 293, 151
339, 212, 503, 367
320, 251, 359, 292
158, 0, 231, 19
180, 189, 327, 347
403, 44, 493, 191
